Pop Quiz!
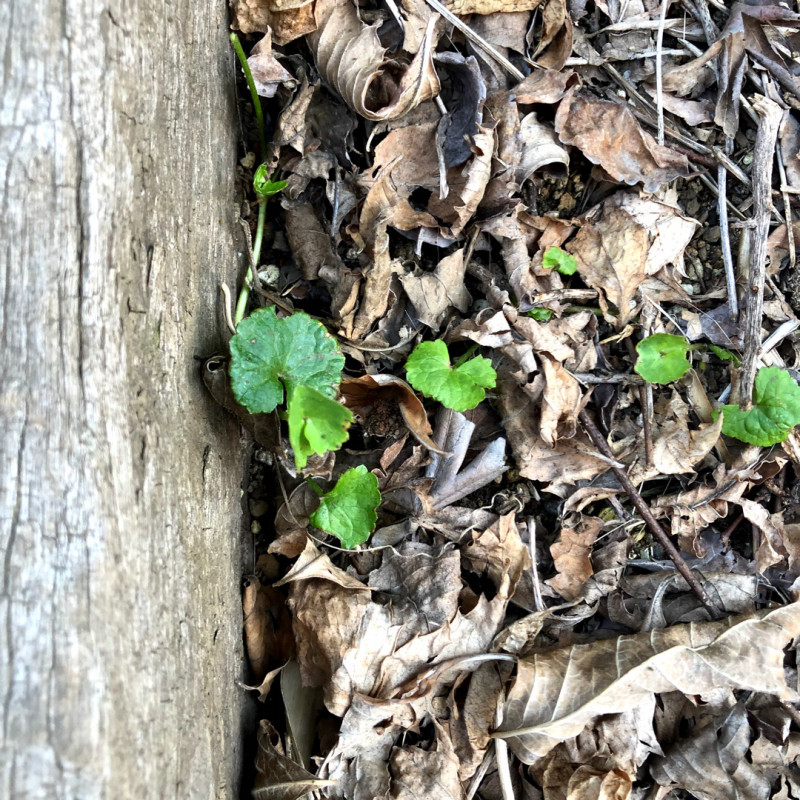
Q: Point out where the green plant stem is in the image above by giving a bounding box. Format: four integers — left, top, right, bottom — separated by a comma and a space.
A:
453, 343, 479, 368
230, 33, 267, 156
234, 199, 267, 327
305, 477, 325, 497
230, 33, 269, 326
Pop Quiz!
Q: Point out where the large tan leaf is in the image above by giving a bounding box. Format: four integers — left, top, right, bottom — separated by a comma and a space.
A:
232, 0, 317, 43
566, 204, 648, 326
496, 603, 800, 763
554, 87, 690, 193
308, 1, 439, 121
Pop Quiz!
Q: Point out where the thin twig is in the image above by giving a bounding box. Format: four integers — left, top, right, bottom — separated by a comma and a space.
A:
578, 410, 723, 619
527, 516, 545, 613
418, 0, 524, 81
739, 96, 783, 404
719, 145, 739, 319
655, 0, 670, 146
776, 119, 797, 271
494, 702, 515, 800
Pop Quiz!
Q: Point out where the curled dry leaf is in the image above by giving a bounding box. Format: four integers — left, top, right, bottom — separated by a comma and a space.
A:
308, 2, 440, 121
496, 603, 800, 763
539, 354, 582, 447
462, 513, 532, 595
554, 87, 691, 193
248, 30, 297, 98
339, 373, 447, 454
253, 720, 335, 800
243, 576, 295, 681
513, 68, 579, 104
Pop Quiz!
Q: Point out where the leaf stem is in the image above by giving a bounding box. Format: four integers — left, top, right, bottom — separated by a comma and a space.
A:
453, 343, 479, 368
230, 33, 267, 156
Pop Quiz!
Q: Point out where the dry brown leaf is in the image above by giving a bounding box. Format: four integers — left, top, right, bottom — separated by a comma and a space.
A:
566, 766, 632, 800
276, 538, 369, 591
284, 202, 343, 283
272, 482, 319, 558
340, 374, 446, 454
650, 704, 770, 800
546, 515, 603, 602
309, 2, 440, 121
232, 0, 317, 43
513, 69, 579, 104
248, 30, 297, 97
444, 0, 544, 14
253, 720, 334, 800
462, 513, 532, 594
539, 355, 582, 447
400, 249, 471, 330
649, 393, 723, 476
496, 603, 800, 763
242, 575, 294, 681
567, 204, 648, 326
554, 87, 691, 193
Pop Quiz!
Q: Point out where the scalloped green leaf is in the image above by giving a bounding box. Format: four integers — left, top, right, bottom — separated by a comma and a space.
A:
634, 334, 691, 384
229, 307, 345, 414
716, 367, 800, 446
287, 385, 353, 470
405, 340, 496, 412
542, 246, 578, 276
310, 466, 381, 549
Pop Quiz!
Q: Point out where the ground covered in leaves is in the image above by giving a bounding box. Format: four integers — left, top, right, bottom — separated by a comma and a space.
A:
214, 1, 800, 798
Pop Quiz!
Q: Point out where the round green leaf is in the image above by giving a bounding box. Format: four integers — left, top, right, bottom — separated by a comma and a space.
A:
717, 367, 800, 446
405, 340, 496, 413
541, 246, 578, 276
229, 307, 345, 414
310, 466, 381, 549
634, 334, 692, 384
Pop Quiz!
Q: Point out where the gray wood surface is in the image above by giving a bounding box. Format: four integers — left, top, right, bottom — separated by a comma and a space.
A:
1, 1, 250, 797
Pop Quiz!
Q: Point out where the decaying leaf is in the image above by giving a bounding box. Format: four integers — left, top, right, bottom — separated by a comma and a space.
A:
243, 576, 294, 681
253, 720, 334, 800
400, 249, 472, 330
546, 515, 603, 602
309, 2, 440, 121
554, 87, 691, 193
497, 603, 800, 762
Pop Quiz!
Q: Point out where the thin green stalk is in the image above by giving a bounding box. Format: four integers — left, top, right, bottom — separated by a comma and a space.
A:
453, 343, 479, 368
230, 33, 271, 327
230, 33, 267, 156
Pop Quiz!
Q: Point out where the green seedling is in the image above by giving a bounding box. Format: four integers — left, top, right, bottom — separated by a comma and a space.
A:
228, 307, 353, 468
541, 246, 578, 276
525, 307, 554, 322
405, 340, 496, 412
634, 333, 694, 384
708, 344, 741, 366
715, 367, 800, 446
230, 33, 286, 326
309, 466, 381, 549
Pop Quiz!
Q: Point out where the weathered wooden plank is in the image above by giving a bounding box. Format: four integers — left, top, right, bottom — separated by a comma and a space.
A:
0, 1, 249, 797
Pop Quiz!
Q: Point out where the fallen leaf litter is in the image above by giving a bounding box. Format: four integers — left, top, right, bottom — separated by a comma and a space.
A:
212, 1, 800, 798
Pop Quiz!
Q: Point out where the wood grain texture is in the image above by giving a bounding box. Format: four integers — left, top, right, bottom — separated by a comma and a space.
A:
0, 1, 250, 797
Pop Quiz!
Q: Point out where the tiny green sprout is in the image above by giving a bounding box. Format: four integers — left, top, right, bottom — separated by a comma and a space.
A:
525, 307, 554, 322
310, 466, 381, 549
715, 367, 800, 447
709, 344, 741, 366
228, 307, 353, 468
634, 333, 693, 384
542, 246, 578, 276
254, 164, 288, 199
405, 340, 496, 412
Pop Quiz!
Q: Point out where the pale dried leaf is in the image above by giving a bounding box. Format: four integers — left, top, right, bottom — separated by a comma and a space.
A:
546, 515, 603, 602
554, 87, 691, 193
497, 604, 800, 762
566, 766, 632, 800
232, 0, 317, 42
539, 355, 582, 447
567, 204, 648, 326
248, 30, 296, 97
463, 513, 532, 594
400, 249, 472, 330
309, 3, 440, 121
276, 539, 369, 591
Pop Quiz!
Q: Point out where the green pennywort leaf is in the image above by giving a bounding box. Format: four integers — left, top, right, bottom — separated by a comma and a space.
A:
542, 246, 578, 276
254, 164, 288, 198
405, 340, 496, 412
634, 333, 692, 384
229, 307, 345, 414
310, 465, 381, 549
287, 385, 353, 470
716, 367, 800, 446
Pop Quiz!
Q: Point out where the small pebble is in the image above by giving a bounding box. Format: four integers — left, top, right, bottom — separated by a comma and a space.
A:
703, 226, 721, 243
249, 498, 269, 517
